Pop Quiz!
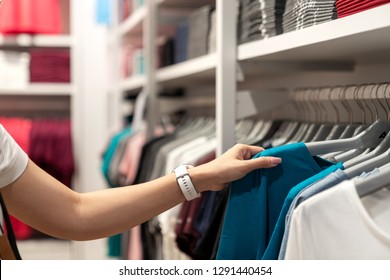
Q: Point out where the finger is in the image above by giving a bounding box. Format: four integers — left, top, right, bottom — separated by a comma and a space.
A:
245, 145, 265, 157
248, 156, 282, 170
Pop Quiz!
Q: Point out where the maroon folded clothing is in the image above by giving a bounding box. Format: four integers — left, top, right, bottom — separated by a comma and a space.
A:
29, 49, 71, 83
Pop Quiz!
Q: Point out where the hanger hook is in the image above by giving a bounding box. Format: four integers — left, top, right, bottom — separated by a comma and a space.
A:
329, 86, 341, 124
365, 84, 375, 123
318, 87, 328, 123
310, 87, 320, 123
354, 84, 366, 124
367, 83, 378, 122
383, 83, 390, 122
340, 86, 353, 124
374, 83, 387, 121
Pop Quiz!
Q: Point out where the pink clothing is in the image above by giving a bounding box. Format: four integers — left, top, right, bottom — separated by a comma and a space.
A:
127, 225, 143, 260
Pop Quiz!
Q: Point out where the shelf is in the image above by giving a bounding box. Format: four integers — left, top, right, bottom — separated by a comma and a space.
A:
0, 83, 74, 96
238, 4, 390, 64
119, 75, 146, 92
118, 6, 147, 37
0, 34, 72, 48
159, 0, 215, 9
157, 53, 216, 86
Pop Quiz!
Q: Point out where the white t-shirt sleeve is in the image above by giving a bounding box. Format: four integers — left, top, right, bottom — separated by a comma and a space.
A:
0, 124, 29, 188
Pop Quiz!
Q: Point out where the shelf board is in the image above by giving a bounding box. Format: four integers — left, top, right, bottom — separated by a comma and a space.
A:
157, 53, 217, 86
119, 75, 146, 92
238, 4, 390, 64
0, 83, 74, 96
0, 34, 72, 48
159, 0, 215, 9
118, 6, 147, 37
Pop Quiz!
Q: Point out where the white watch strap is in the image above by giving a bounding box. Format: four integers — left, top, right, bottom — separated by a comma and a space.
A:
173, 165, 200, 201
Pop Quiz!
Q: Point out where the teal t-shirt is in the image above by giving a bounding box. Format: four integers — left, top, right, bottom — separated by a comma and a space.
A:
216, 142, 338, 260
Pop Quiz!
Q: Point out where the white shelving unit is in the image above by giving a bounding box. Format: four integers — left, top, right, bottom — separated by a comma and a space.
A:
118, 5, 146, 37
157, 53, 217, 85
236, 4, 390, 92
238, 5, 390, 63
110, 0, 390, 156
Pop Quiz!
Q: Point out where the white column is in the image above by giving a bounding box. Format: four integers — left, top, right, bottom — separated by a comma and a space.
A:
145, 0, 159, 139
216, 0, 237, 155
71, 0, 110, 260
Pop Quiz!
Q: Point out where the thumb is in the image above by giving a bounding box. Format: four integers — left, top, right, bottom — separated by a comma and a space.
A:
247, 156, 282, 171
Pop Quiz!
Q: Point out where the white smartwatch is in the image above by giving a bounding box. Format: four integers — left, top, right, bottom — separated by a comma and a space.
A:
173, 164, 200, 201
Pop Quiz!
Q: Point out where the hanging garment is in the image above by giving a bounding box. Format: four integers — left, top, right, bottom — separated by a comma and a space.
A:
278, 168, 348, 259
175, 196, 204, 259
192, 187, 229, 260
0, 0, 62, 34
284, 179, 390, 259
262, 162, 343, 259
216, 142, 339, 260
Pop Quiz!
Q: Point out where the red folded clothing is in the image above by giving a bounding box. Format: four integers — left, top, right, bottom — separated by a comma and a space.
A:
336, 0, 390, 18
0, 0, 62, 34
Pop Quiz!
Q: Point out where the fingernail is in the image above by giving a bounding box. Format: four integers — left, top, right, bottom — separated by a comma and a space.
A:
271, 157, 282, 164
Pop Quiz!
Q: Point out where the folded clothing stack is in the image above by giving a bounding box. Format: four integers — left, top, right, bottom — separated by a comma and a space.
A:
0, 0, 62, 34
0, 51, 30, 89
283, 0, 335, 33
258, 0, 287, 38
238, 0, 263, 44
187, 5, 214, 59
29, 48, 70, 83
335, 0, 390, 18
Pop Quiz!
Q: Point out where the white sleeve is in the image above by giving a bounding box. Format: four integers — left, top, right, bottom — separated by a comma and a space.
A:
0, 124, 29, 188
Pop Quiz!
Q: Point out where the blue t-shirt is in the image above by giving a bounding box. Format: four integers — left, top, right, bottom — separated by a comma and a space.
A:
216, 142, 338, 260
262, 162, 344, 260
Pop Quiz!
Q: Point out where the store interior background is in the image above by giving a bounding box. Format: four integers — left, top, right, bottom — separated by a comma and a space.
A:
1, 0, 390, 259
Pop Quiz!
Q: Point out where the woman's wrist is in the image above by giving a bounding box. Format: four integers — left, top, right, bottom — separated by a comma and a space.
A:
187, 165, 215, 193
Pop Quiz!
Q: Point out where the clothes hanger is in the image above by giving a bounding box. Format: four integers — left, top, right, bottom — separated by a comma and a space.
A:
271, 97, 301, 146
343, 84, 390, 168
289, 89, 314, 143
324, 86, 348, 140
336, 87, 359, 138
330, 84, 376, 161
307, 87, 337, 142
354, 162, 390, 197
300, 88, 323, 142
305, 117, 390, 156
342, 84, 390, 178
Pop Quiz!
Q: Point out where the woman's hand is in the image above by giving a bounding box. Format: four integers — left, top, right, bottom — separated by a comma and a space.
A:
189, 144, 282, 192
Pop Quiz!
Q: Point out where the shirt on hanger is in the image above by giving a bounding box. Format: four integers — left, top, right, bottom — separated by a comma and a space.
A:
277, 168, 348, 259
262, 162, 344, 259
285, 179, 390, 259
216, 142, 338, 260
